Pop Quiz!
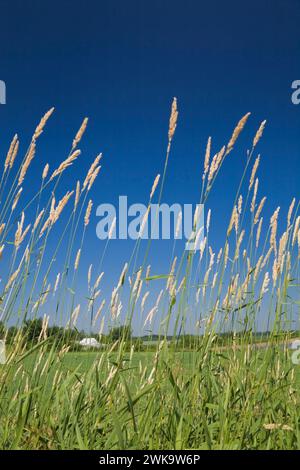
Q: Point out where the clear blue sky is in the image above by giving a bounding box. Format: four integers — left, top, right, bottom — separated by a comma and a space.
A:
0, 0, 299, 333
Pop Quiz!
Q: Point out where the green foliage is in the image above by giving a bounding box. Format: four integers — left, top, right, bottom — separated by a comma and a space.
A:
23, 318, 44, 343
109, 325, 132, 342
0, 321, 6, 339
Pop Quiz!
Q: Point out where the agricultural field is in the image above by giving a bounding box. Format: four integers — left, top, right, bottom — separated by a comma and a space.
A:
1, 340, 300, 449
6, 347, 300, 384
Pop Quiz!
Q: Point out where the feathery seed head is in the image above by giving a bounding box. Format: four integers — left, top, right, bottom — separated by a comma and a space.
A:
4, 134, 18, 172
84, 199, 93, 227
33, 107, 55, 141
72, 117, 88, 150
168, 97, 178, 142
18, 141, 36, 185
42, 163, 49, 179
253, 120, 266, 148
150, 174, 160, 199
50, 150, 81, 180
226, 112, 251, 155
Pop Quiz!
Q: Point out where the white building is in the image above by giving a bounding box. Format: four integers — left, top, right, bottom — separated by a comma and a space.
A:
78, 337, 102, 349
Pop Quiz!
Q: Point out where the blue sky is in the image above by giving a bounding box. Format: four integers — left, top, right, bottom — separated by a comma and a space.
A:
0, 0, 299, 333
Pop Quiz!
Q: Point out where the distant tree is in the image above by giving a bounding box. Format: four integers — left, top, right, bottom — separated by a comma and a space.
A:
7, 326, 19, 344
0, 321, 6, 339
23, 318, 44, 343
48, 325, 65, 344
48, 325, 62, 337
132, 337, 144, 351
109, 325, 132, 342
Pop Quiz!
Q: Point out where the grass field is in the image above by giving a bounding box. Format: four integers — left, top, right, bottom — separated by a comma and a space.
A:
1, 343, 299, 449
10, 347, 300, 383
0, 104, 300, 449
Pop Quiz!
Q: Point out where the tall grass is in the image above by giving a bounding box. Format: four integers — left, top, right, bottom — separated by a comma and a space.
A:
0, 101, 299, 450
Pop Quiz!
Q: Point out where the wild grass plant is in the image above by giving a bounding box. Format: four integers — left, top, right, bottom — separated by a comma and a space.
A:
0, 100, 299, 449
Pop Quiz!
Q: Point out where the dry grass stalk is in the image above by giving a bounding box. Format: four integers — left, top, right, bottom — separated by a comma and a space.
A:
108, 216, 116, 239
250, 178, 259, 213
226, 112, 251, 155
224, 242, 229, 268
9, 139, 19, 170
144, 306, 157, 327
200, 236, 207, 260
32, 209, 45, 233
203, 136, 212, 177
237, 196, 243, 214
54, 273, 60, 293
141, 291, 149, 312
40, 191, 73, 236
292, 216, 300, 245
256, 217, 263, 248
132, 269, 142, 297
253, 120, 266, 148
270, 207, 280, 254
249, 156, 260, 190
208, 146, 225, 183
263, 423, 293, 431
150, 174, 160, 199
74, 181, 80, 211
94, 272, 104, 290
12, 187, 23, 212
0, 223, 5, 236
254, 196, 266, 224
4, 134, 18, 172
287, 197, 296, 228
176, 276, 186, 295
38, 315, 49, 342
87, 264, 92, 288
84, 199, 93, 227
82, 154, 102, 191
175, 211, 182, 238
261, 246, 273, 270
144, 290, 163, 327
228, 206, 239, 235
42, 163, 49, 180
234, 230, 245, 261
261, 272, 270, 295
70, 304, 81, 327
139, 207, 150, 237
117, 263, 128, 289
14, 212, 30, 249
33, 108, 55, 141
168, 97, 178, 142
74, 249, 81, 270
93, 300, 106, 326
5, 265, 21, 290
50, 150, 81, 180
167, 257, 177, 292
18, 141, 36, 185
88, 165, 101, 191
206, 208, 211, 233
72, 117, 88, 150
254, 255, 263, 281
